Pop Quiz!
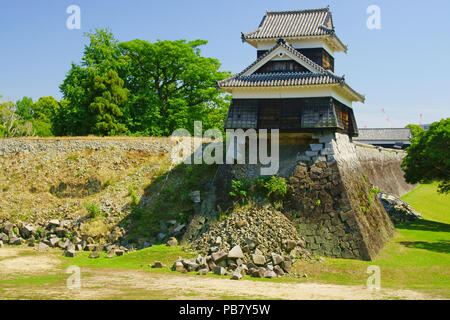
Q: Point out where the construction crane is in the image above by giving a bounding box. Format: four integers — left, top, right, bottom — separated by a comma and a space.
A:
381, 108, 392, 128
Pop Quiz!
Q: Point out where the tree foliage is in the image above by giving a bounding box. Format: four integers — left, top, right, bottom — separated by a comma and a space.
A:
57, 29, 230, 136
120, 39, 230, 135
405, 124, 424, 140
88, 69, 129, 136
0, 100, 34, 137
3, 29, 231, 137
402, 118, 450, 194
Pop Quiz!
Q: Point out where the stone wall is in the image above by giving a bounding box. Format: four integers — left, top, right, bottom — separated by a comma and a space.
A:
285, 133, 396, 260
0, 137, 177, 156
354, 142, 416, 197
226, 132, 397, 261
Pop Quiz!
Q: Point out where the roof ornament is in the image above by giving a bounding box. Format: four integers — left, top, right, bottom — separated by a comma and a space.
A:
277, 37, 286, 45
241, 32, 246, 43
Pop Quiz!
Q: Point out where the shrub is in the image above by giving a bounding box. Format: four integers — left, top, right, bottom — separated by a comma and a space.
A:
264, 176, 288, 199
84, 202, 101, 218
229, 178, 252, 201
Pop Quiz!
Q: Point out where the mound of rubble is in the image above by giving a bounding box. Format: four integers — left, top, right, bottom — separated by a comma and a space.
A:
182, 207, 313, 279
0, 218, 130, 258
379, 193, 422, 224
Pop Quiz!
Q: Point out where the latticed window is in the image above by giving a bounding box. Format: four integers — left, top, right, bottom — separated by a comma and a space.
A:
225, 100, 258, 129
301, 98, 335, 128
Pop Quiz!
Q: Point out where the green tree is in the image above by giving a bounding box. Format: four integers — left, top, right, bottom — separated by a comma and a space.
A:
402, 118, 450, 194
0, 100, 34, 137
59, 29, 129, 136
32, 96, 59, 121
88, 69, 129, 136
15, 97, 34, 120
30, 96, 60, 136
59, 29, 230, 136
406, 124, 424, 140
120, 39, 230, 136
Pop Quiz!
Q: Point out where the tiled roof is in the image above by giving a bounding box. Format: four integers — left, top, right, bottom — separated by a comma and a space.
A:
353, 128, 412, 142
218, 72, 342, 87
217, 38, 365, 102
218, 39, 331, 86
242, 8, 334, 40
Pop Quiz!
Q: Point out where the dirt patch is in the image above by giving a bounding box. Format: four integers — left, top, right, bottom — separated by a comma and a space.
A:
0, 249, 61, 277
86, 269, 430, 300
0, 248, 20, 258
0, 248, 441, 300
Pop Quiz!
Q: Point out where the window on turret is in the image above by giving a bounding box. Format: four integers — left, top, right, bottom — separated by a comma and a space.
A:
296, 48, 334, 72
254, 60, 309, 74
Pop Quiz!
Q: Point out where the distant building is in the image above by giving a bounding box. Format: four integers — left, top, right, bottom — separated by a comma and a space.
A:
353, 128, 412, 149
420, 124, 431, 131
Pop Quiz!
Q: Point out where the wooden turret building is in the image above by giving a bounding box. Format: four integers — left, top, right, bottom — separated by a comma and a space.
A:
218, 8, 364, 137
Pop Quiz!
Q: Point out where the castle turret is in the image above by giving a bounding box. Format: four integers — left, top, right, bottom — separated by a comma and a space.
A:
219, 8, 364, 137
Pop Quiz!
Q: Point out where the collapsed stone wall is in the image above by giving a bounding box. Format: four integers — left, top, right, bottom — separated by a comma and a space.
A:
286, 133, 396, 260
354, 143, 416, 197
225, 132, 397, 261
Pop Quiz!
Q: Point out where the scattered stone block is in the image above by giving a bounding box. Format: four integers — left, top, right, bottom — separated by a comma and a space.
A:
213, 266, 226, 276
281, 260, 292, 273
251, 254, 266, 266
37, 242, 49, 252
65, 249, 76, 258
89, 251, 100, 259
271, 253, 283, 265
166, 237, 178, 247
228, 245, 244, 259
198, 269, 208, 276
212, 251, 227, 263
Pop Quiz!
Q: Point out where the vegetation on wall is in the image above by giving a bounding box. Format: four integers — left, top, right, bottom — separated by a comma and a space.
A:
229, 176, 288, 204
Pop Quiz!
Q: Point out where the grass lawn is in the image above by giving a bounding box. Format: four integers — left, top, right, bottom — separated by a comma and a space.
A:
293, 183, 450, 298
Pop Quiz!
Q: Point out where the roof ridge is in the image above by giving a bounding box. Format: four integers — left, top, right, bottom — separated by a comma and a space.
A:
242, 7, 335, 41
239, 72, 328, 78
266, 7, 330, 15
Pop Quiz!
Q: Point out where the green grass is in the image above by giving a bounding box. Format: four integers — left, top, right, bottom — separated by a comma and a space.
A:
401, 183, 450, 224
293, 183, 450, 298
0, 274, 66, 286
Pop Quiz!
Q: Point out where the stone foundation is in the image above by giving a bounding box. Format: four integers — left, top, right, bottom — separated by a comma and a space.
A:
227, 132, 397, 261
286, 133, 396, 260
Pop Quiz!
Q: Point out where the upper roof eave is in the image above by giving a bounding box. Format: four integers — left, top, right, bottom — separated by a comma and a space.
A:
243, 34, 348, 53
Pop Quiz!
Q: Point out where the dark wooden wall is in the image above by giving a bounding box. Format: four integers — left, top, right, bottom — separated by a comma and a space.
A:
225, 97, 358, 136
254, 60, 309, 73
256, 48, 335, 72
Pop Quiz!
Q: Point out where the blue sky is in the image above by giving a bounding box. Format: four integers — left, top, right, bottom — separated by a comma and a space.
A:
1, 0, 449, 128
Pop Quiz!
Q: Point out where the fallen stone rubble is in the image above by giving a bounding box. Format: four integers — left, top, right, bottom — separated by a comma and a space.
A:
182, 207, 315, 279
0, 219, 130, 258
379, 193, 422, 223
